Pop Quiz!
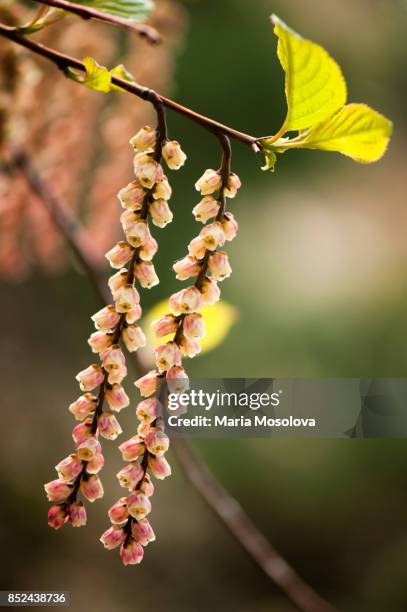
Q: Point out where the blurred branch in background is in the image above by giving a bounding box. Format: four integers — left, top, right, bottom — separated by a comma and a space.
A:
33, 0, 161, 44
0, 148, 339, 612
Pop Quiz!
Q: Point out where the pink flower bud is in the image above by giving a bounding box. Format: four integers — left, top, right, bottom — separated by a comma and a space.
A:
135, 397, 161, 421
166, 366, 189, 394
137, 420, 151, 437
69, 394, 96, 421
118, 435, 145, 461
99, 411, 123, 440
192, 195, 220, 223
200, 221, 225, 250
139, 235, 158, 261
100, 525, 125, 550
126, 303, 142, 324
135, 370, 159, 398
173, 255, 201, 281
91, 305, 120, 331
153, 178, 172, 201
77, 435, 101, 461
127, 490, 152, 519
44, 479, 72, 502
125, 220, 149, 248
195, 169, 222, 195
117, 462, 144, 489
72, 418, 92, 445
105, 241, 133, 269
164, 395, 188, 417
117, 180, 145, 210
114, 284, 140, 314
224, 172, 241, 198
148, 455, 171, 480
130, 126, 157, 152
179, 335, 201, 358
120, 539, 144, 565
145, 429, 169, 456
208, 251, 232, 281
133, 153, 162, 189
188, 236, 206, 259
108, 269, 128, 298
76, 364, 105, 392
140, 473, 155, 497
183, 313, 205, 340
48, 505, 68, 530
55, 454, 83, 482
162, 139, 187, 170
80, 474, 104, 502
221, 211, 238, 241
154, 341, 182, 373
200, 276, 220, 305
68, 500, 87, 527
108, 497, 129, 525
101, 345, 127, 385
105, 383, 130, 412
131, 517, 155, 546
122, 324, 146, 352
86, 451, 104, 474
169, 286, 203, 315
120, 209, 142, 231
87, 331, 113, 354
149, 199, 173, 228
134, 261, 159, 289
152, 314, 178, 339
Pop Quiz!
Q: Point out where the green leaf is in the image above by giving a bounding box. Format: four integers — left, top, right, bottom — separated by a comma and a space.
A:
281, 103, 393, 163
74, 0, 154, 22
110, 63, 135, 91
271, 14, 347, 132
260, 145, 278, 172
81, 57, 112, 92
67, 58, 135, 94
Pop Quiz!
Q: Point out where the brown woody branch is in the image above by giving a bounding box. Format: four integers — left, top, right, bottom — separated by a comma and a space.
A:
0, 23, 259, 150
33, 0, 161, 44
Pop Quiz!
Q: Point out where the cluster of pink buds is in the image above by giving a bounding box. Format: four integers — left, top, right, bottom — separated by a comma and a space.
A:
149, 164, 240, 383
100, 125, 186, 565
45, 124, 186, 539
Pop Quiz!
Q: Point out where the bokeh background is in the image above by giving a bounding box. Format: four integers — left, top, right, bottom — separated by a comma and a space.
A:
1, 0, 407, 610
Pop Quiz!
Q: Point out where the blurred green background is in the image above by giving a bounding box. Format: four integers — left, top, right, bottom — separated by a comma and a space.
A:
1, 0, 407, 610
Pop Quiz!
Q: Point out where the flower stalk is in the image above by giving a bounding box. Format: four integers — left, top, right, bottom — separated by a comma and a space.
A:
45, 96, 185, 530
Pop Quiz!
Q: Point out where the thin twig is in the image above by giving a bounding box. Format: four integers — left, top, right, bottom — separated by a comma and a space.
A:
2, 149, 339, 612
1, 150, 106, 303
0, 23, 259, 149
33, 0, 161, 44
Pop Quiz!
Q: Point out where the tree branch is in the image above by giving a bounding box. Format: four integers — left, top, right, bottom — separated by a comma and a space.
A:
0, 23, 259, 149
172, 438, 338, 612
2, 149, 338, 612
33, 0, 161, 44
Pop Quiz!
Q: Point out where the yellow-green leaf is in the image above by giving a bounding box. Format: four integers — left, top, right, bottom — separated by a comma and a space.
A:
143, 299, 239, 355
261, 144, 278, 172
82, 57, 112, 93
110, 63, 135, 92
288, 103, 393, 163
271, 14, 347, 132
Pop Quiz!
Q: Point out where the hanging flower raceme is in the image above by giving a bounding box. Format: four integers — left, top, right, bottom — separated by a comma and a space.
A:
101, 126, 186, 565
45, 123, 184, 531
151, 160, 240, 371
117, 157, 240, 557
